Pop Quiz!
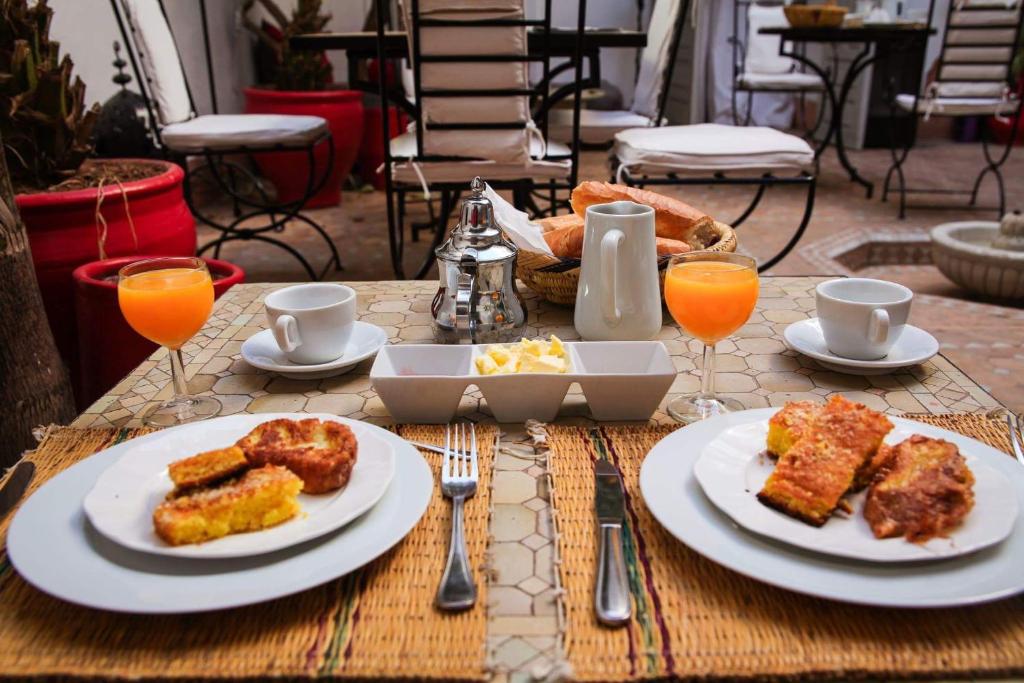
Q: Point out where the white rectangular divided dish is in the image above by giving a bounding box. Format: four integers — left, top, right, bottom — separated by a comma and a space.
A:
370, 341, 675, 423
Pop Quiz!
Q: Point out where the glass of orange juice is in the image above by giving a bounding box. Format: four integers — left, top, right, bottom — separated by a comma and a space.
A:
664, 252, 759, 423
118, 257, 221, 427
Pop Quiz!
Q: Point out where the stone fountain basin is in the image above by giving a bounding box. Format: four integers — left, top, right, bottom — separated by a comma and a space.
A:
931, 221, 1024, 300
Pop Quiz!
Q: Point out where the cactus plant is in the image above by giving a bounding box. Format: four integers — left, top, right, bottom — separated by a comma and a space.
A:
0, 0, 100, 192
243, 0, 333, 91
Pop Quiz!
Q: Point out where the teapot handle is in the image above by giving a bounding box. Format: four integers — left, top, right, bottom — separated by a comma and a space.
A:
601, 229, 624, 326
455, 249, 479, 342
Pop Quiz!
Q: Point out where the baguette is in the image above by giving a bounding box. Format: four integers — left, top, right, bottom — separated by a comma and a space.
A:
570, 181, 718, 249
541, 216, 690, 259
538, 213, 582, 234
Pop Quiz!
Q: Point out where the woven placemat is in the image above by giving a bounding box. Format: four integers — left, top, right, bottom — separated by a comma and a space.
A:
547, 413, 1024, 681
0, 424, 494, 680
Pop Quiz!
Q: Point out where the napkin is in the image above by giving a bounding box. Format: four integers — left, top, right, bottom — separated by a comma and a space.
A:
483, 183, 555, 256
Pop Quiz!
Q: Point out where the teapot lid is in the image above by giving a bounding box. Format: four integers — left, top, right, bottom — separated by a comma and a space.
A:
435, 177, 517, 264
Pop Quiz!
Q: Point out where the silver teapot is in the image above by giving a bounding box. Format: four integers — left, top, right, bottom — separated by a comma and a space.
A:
431, 177, 526, 344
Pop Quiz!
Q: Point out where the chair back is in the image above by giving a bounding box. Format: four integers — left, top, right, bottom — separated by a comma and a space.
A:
632, 0, 688, 121
931, 0, 1023, 100
743, 3, 794, 76
110, 0, 195, 128
401, 0, 556, 165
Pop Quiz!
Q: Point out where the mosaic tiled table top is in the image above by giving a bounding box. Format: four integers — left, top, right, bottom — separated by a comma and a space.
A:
72, 277, 1002, 681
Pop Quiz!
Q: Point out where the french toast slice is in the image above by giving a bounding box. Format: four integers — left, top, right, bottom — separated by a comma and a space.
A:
766, 401, 822, 458
758, 396, 893, 526
153, 465, 303, 546
236, 418, 357, 494
864, 435, 974, 542
167, 445, 249, 492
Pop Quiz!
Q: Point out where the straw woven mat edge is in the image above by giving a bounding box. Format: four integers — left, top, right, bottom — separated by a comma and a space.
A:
0, 424, 494, 681
547, 413, 1024, 681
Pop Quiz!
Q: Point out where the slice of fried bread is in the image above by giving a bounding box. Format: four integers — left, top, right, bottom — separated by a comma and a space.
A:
766, 401, 822, 458
758, 396, 893, 526
168, 445, 249, 493
236, 418, 358, 494
864, 435, 974, 542
153, 465, 303, 546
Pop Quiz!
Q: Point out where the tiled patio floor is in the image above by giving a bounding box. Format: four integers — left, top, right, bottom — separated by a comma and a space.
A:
194, 142, 1024, 412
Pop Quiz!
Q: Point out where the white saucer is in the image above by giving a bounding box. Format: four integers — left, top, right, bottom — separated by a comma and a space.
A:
783, 317, 939, 375
241, 322, 388, 379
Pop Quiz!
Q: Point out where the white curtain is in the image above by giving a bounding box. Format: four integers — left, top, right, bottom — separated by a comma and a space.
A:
691, 0, 794, 128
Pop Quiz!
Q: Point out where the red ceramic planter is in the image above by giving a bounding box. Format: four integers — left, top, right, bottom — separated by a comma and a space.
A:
72, 256, 244, 410
244, 87, 364, 208
16, 159, 196, 388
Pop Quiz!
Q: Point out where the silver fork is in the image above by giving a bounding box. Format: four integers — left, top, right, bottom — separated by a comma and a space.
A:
436, 422, 478, 611
1006, 412, 1024, 467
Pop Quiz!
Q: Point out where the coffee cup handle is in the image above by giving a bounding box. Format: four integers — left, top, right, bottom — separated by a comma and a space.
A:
272, 314, 302, 352
868, 309, 889, 345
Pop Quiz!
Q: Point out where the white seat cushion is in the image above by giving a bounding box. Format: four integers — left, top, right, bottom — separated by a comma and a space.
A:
737, 71, 824, 91
547, 109, 655, 145
389, 131, 571, 184
613, 124, 815, 175
161, 115, 329, 153
895, 93, 1019, 116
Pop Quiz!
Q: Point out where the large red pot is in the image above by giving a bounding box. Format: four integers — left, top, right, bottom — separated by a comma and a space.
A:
244, 87, 364, 208
72, 256, 244, 410
16, 159, 196, 391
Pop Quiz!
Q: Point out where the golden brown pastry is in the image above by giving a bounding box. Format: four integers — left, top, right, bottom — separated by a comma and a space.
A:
864, 435, 974, 542
570, 181, 718, 248
167, 446, 249, 493
236, 418, 358, 494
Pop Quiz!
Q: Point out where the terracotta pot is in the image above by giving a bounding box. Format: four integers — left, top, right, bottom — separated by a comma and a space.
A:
72, 256, 244, 410
244, 87, 364, 208
16, 159, 196, 391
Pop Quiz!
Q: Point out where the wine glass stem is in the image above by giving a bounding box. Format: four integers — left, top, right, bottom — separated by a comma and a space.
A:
169, 347, 190, 402
699, 343, 716, 401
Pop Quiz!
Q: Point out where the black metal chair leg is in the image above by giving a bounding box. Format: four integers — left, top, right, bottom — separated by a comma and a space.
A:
759, 175, 816, 272
729, 180, 769, 228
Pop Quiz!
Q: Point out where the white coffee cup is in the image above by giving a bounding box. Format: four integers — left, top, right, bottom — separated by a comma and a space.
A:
815, 278, 913, 361
264, 283, 356, 364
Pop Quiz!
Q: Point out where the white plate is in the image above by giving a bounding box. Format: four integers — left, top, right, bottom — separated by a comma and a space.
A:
783, 318, 939, 375
7, 413, 431, 614
82, 414, 395, 559
241, 322, 387, 379
640, 408, 1024, 608
693, 418, 1017, 563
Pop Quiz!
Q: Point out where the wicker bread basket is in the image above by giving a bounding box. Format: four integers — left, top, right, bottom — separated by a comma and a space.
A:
783, 3, 847, 28
516, 221, 738, 306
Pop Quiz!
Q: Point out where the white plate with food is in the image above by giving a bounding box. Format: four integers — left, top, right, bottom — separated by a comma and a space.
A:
693, 414, 1017, 562
82, 413, 395, 559
640, 407, 1024, 608
7, 413, 430, 614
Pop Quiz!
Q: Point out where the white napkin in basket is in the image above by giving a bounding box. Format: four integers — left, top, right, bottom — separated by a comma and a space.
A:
483, 184, 555, 256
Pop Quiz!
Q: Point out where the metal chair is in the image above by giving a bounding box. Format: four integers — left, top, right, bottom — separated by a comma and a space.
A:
374, 0, 586, 279
883, 0, 1023, 219
610, 0, 817, 273
110, 0, 341, 280
730, 0, 827, 137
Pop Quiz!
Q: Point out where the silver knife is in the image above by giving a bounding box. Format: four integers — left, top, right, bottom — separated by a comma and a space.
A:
0, 461, 35, 519
594, 459, 631, 627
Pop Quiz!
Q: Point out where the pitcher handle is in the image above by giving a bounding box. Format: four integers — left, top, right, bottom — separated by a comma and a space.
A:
455, 249, 479, 342
601, 229, 624, 326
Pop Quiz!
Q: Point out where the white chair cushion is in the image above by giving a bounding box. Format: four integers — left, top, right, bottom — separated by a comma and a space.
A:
737, 71, 824, 91
613, 123, 815, 175
632, 0, 682, 119
388, 130, 570, 184
547, 109, 654, 145
746, 4, 793, 75
895, 93, 1020, 116
161, 115, 329, 153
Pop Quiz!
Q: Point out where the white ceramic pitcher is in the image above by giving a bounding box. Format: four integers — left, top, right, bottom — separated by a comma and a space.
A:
574, 201, 661, 341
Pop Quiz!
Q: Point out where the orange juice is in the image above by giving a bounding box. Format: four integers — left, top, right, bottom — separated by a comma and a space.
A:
118, 268, 214, 349
665, 261, 759, 343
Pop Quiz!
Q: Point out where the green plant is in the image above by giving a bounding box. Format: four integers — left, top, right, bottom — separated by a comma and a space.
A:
243, 0, 333, 91
0, 0, 99, 192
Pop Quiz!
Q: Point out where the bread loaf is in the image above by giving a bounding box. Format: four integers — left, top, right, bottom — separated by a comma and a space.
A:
541, 215, 690, 259
538, 213, 582, 234
570, 181, 717, 249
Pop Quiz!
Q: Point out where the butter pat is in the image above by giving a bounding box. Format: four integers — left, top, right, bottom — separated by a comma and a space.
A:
474, 335, 569, 375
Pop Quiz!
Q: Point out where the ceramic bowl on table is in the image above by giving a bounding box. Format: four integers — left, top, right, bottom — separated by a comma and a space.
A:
369, 341, 675, 423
